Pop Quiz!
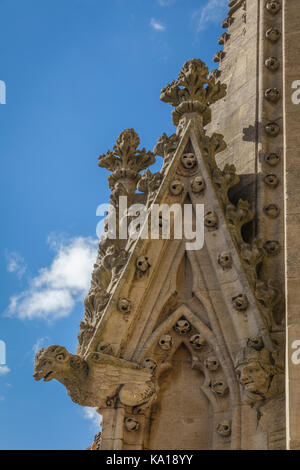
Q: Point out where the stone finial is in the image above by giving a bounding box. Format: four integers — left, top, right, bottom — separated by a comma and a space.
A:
98, 128, 155, 196
160, 59, 227, 127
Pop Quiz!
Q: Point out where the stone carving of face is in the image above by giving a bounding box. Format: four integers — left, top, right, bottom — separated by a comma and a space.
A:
264, 153, 280, 166
204, 211, 218, 230
265, 0, 281, 14
142, 358, 157, 371
174, 319, 191, 335
216, 421, 231, 437
136, 256, 151, 273
169, 180, 184, 196
189, 334, 206, 349
124, 418, 140, 432
266, 28, 281, 42
265, 57, 280, 72
236, 360, 271, 399
218, 252, 232, 270
264, 88, 280, 103
159, 335, 173, 351
191, 176, 206, 194
181, 153, 197, 170
232, 294, 249, 312
118, 298, 131, 314
210, 380, 229, 397
205, 356, 220, 371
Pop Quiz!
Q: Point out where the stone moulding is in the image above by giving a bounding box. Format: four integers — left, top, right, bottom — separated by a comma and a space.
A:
34, 55, 285, 450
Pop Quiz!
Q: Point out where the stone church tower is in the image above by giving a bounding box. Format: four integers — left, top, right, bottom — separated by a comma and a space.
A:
33, 0, 300, 450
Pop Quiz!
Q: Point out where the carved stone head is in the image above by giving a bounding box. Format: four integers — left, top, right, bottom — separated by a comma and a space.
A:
136, 256, 151, 273
181, 153, 197, 170
205, 356, 220, 371
264, 88, 280, 103
124, 417, 140, 432
210, 380, 229, 397
189, 334, 206, 350
118, 298, 131, 315
159, 335, 173, 351
263, 203, 280, 218
218, 252, 232, 270
263, 174, 279, 187
266, 28, 281, 42
265, 57, 280, 72
265, 0, 281, 14
33, 345, 88, 383
174, 318, 191, 335
169, 180, 184, 196
204, 211, 218, 230
235, 347, 277, 402
191, 176, 206, 194
264, 152, 280, 166
265, 122, 280, 137
216, 421, 231, 437
142, 358, 157, 371
232, 294, 249, 312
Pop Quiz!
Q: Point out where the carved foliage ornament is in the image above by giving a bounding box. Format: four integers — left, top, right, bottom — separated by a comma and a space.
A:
160, 59, 227, 126
98, 129, 155, 193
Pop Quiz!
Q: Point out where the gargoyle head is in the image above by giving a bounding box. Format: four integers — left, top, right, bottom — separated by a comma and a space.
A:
33, 345, 72, 382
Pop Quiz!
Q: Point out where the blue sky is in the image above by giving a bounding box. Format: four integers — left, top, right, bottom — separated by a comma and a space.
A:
0, 0, 227, 449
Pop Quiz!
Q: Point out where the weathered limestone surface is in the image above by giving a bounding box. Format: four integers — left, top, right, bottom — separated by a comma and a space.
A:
283, 0, 300, 451
33, 0, 296, 450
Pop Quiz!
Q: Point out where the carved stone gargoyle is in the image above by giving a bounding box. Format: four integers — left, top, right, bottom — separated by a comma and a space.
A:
33, 345, 156, 409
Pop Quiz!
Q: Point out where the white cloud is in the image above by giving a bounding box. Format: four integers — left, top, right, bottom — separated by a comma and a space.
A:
0, 366, 10, 376
150, 18, 166, 32
83, 407, 102, 429
6, 236, 98, 321
5, 251, 26, 279
193, 0, 228, 32
32, 337, 49, 357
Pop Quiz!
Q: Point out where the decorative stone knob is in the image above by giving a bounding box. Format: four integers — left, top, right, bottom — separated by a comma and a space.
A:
264, 88, 280, 103
136, 256, 151, 273
205, 356, 220, 371
174, 318, 191, 335
265, 57, 280, 72
263, 203, 280, 218
158, 335, 173, 351
263, 240, 280, 256
266, 28, 281, 42
264, 153, 280, 166
169, 180, 184, 196
204, 211, 218, 230
265, 0, 281, 15
210, 380, 229, 397
191, 176, 206, 194
265, 122, 280, 137
141, 358, 157, 371
181, 153, 197, 170
232, 294, 249, 312
124, 418, 140, 432
263, 174, 279, 188
189, 334, 206, 350
218, 252, 232, 270
217, 421, 231, 437
117, 298, 131, 315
